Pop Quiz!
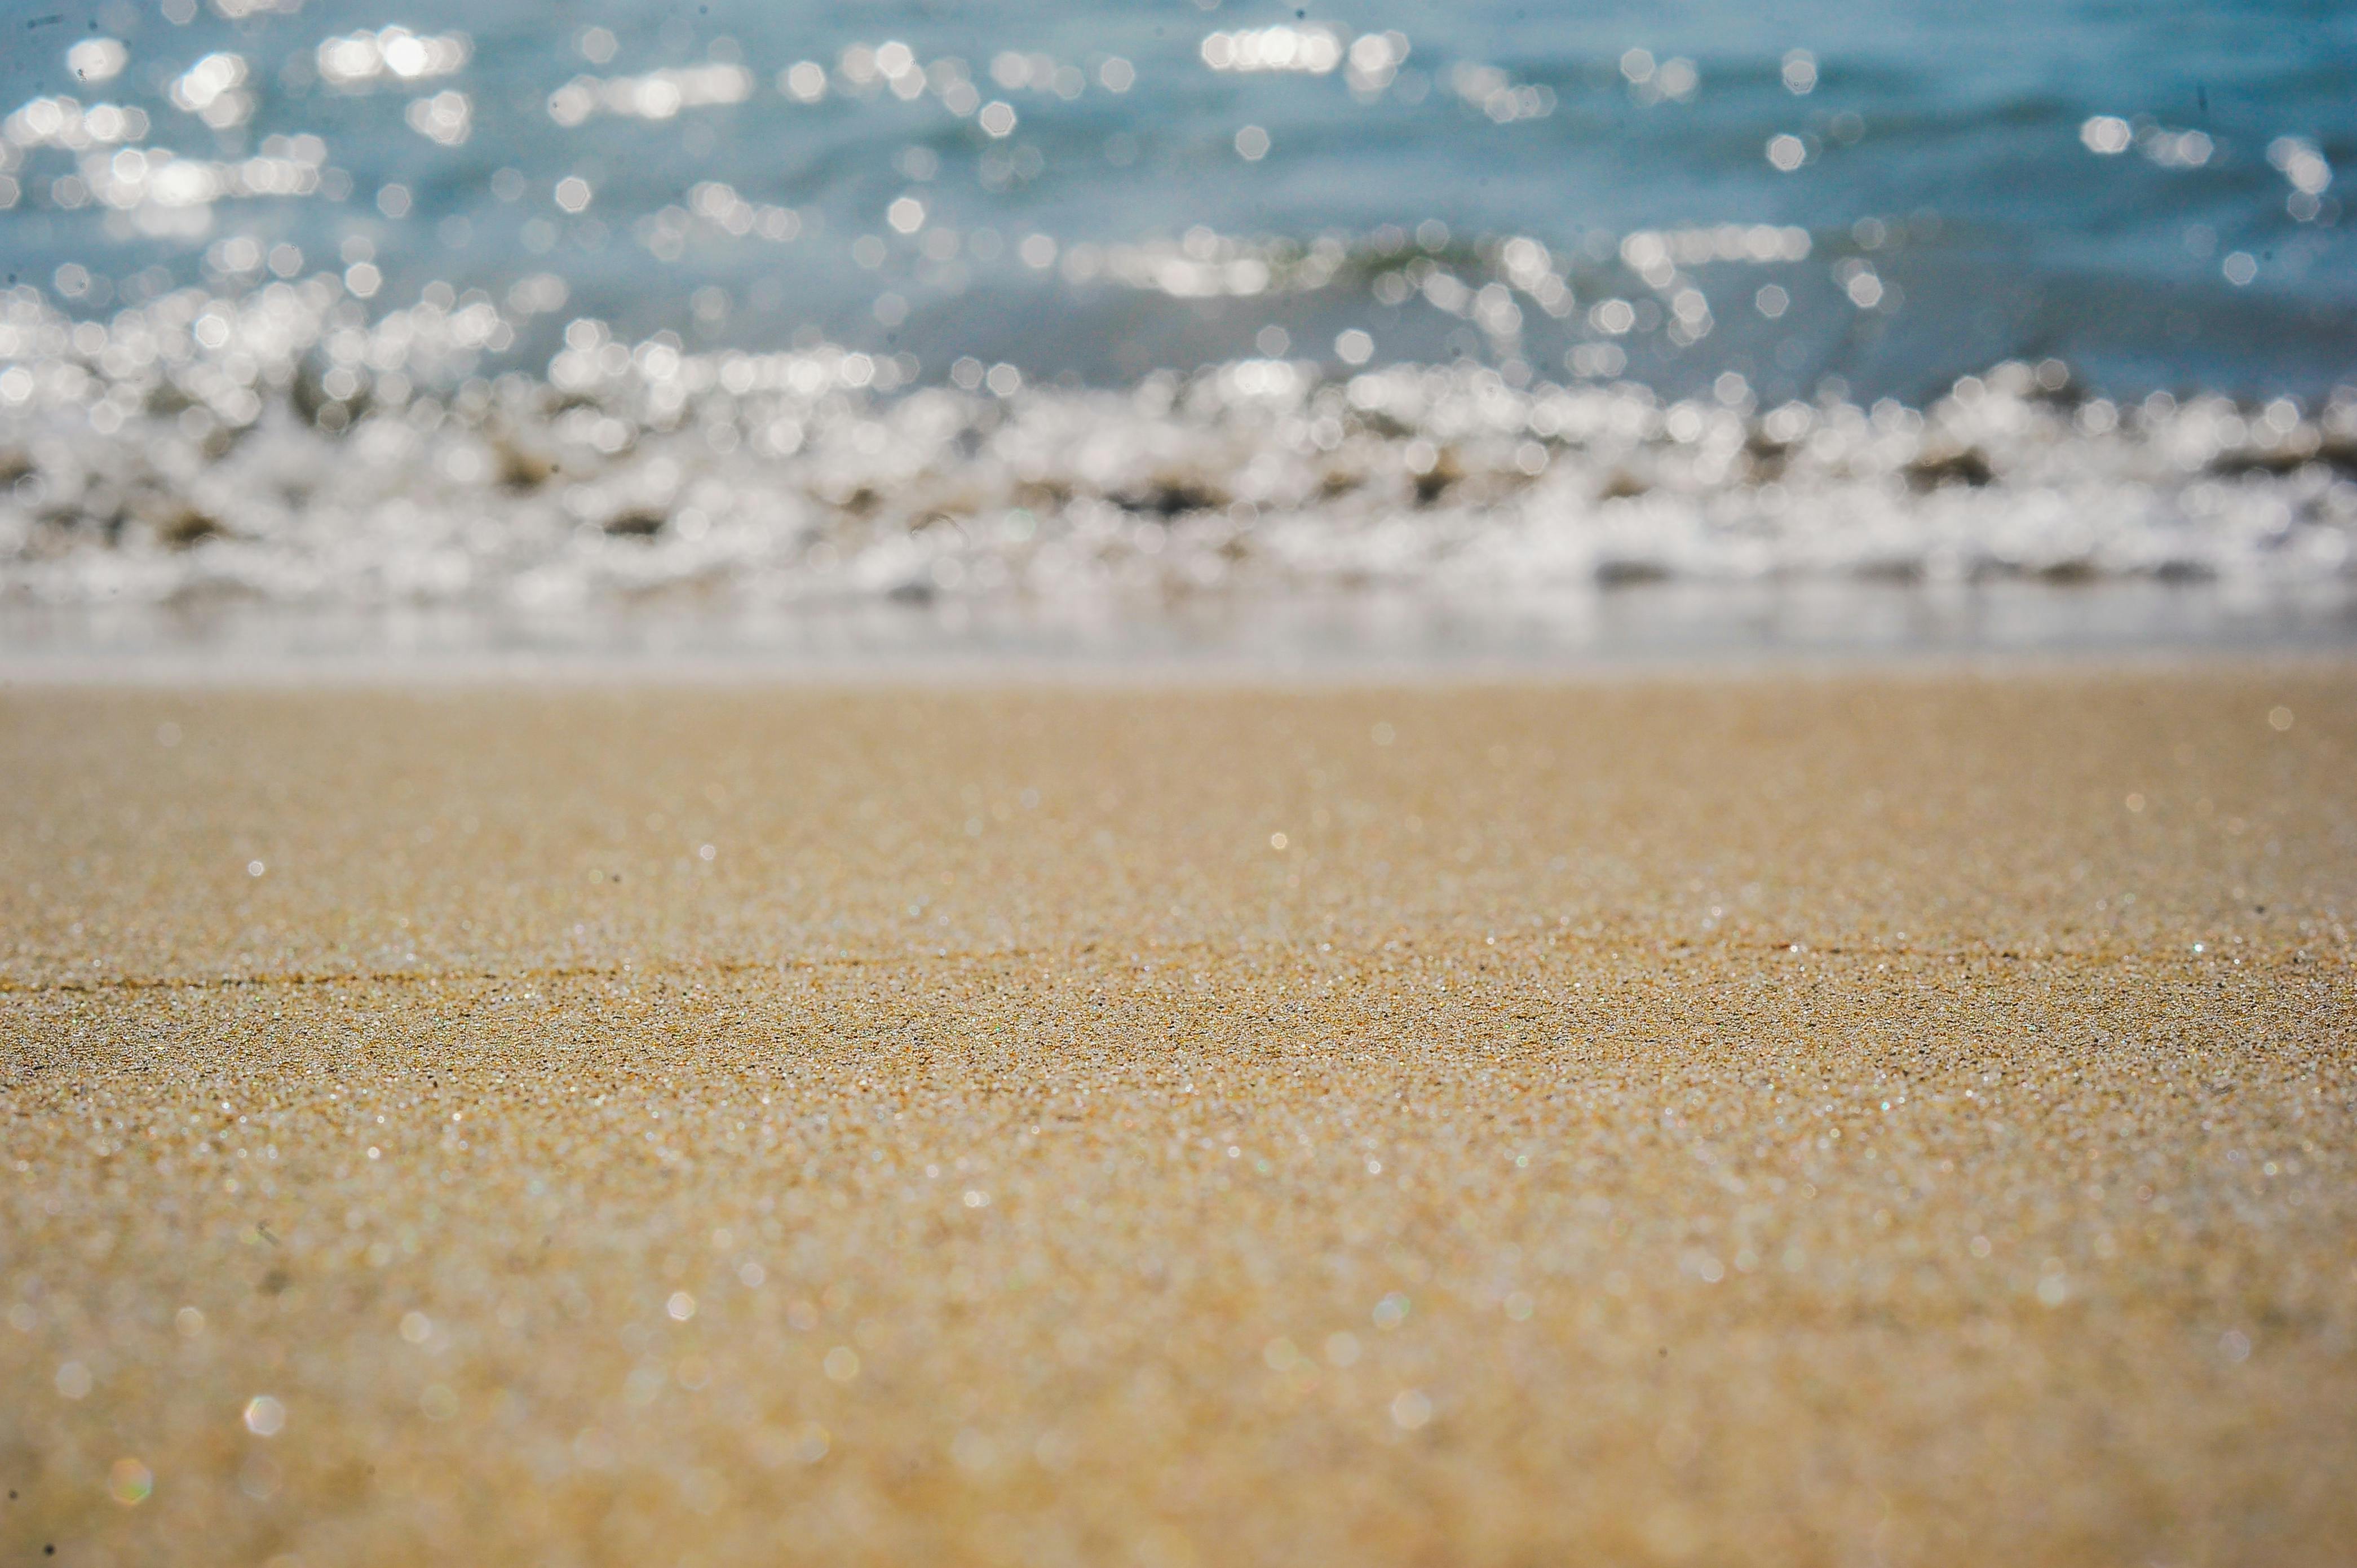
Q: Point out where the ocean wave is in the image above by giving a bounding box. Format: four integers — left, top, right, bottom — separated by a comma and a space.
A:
0, 282, 2350, 613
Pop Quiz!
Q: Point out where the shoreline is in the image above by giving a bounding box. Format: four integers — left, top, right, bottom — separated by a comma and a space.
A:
2, 579, 2353, 689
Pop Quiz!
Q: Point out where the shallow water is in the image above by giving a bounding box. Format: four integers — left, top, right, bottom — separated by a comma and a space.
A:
0, 0, 2351, 632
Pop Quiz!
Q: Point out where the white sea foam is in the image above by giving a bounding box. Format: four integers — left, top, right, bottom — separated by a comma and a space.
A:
0, 284, 2350, 616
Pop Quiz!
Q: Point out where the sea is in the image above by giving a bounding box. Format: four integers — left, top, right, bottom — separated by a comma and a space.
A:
0, 0, 2351, 668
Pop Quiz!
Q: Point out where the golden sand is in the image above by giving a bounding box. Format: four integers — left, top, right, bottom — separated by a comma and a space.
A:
3, 666, 2354, 1565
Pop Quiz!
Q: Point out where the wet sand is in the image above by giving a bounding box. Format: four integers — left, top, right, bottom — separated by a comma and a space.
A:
4, 665, 2354, 1565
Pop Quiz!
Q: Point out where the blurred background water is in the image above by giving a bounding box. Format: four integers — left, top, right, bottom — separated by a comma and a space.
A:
0, 0, 2351, 657
9, 0, 2350, 397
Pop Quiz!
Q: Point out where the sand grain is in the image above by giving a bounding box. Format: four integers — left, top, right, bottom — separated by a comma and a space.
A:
4, 667, 2354, 1565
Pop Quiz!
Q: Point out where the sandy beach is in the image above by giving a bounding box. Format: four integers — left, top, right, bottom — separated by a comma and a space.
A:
5, 663, 2354, 1566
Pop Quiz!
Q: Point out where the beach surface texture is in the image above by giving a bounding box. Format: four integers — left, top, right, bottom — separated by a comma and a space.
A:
5, 664, 2354, 1566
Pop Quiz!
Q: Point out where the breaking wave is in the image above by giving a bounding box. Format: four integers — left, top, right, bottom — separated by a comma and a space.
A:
1, 281, 2351, 615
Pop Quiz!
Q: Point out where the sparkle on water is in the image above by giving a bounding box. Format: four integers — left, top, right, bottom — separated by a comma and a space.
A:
0, 1, 2349, 631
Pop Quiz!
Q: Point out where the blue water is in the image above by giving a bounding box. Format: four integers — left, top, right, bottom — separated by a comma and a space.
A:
3, 0, 2350, 402
1, 0, 2353, 637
